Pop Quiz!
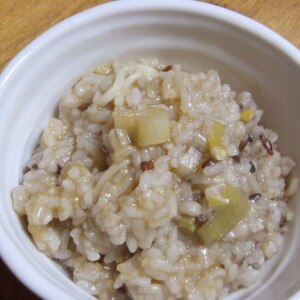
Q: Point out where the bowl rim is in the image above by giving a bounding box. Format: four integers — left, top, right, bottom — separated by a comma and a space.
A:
0, 0, 299, 299
0, 0, 299, 85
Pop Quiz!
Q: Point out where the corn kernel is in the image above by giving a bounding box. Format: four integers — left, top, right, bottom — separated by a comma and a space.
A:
240, 109, 255, 123
95, 64, 112, 75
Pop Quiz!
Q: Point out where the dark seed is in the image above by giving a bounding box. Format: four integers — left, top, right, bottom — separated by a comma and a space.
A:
97, 256, 105, 264
238, 103, 244, 110
284, 175, 291, 191
279, 215, 287, 228
31, 164, 38, 170
117, 284, 128, 294
260, 134, 274, 155
77, 102, 90, 111
239, 132, 253, 152
163, 65, 172, 72
249, 161, 256, 173
247, 132, 253, 143
25, 164, 38, 173
249, 193, 262, 201
24, 166, 31, 173
231, 155, 241, 163
101, 144, 109, 154
201, 157, 218, 169
238, 140, 248, 152
56, 164, 62, 175
141, 160, 154, 171
195, 215, 207, 227
193, 191, 204, 203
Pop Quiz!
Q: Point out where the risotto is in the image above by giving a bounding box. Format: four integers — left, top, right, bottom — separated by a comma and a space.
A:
12, 59, 298, 300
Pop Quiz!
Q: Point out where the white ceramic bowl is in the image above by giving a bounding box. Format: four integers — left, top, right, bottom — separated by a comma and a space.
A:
0, 1, 299, 299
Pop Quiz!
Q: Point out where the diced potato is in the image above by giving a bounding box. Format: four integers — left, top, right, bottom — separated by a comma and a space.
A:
113, 111, 138, 143
113, 107, 170, 147
137, 108, 170, 147
174, 216, 197, 233
197, 185, 250, 245
240, 109, 255, 123
208, 121, 226, 154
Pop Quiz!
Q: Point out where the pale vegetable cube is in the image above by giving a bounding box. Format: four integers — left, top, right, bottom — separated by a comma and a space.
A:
198, 185, 250, 245
207, 185, 241, 209
137, 108, 170, 147
207, 196, 228, 209
208, 121, 226, 152
113, 111, 138, 143
113, 108, 170, 147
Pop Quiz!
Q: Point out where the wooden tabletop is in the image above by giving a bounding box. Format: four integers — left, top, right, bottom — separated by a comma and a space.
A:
1, 0, 299, 299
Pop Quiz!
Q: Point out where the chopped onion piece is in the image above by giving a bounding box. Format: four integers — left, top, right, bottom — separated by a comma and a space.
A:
177, 146, 202, 176
197, 185, 250, 245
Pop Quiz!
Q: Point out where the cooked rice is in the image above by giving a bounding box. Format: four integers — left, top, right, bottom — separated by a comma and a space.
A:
12, 59, 298, 300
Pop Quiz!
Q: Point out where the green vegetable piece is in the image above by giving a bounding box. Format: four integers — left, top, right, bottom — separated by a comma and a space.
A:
207, 185, 240, 209
207, 196, 229, 209
197, 185, 250, 245
177, 146, 202, 176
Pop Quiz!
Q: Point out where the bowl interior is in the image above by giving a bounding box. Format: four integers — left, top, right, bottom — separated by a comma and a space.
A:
0, 1, 299, 299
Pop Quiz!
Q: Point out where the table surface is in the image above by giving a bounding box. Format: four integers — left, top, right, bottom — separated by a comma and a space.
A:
1, 0, 299, 299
